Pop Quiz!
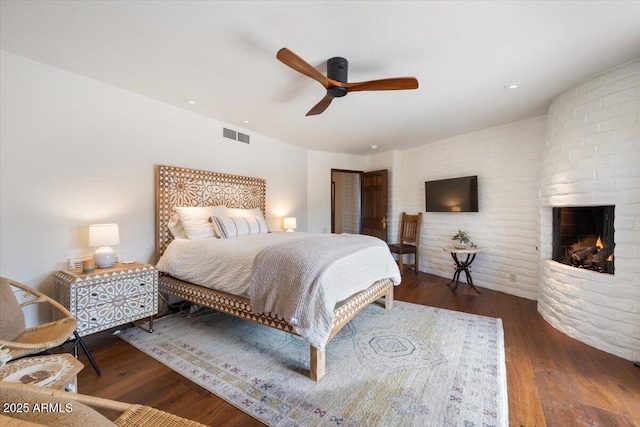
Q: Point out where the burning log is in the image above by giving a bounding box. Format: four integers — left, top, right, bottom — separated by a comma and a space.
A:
570, 246, 598, 265
564, 234, 613, 273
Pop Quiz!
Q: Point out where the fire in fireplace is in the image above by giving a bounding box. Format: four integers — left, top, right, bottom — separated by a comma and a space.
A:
552, 206, 615, 274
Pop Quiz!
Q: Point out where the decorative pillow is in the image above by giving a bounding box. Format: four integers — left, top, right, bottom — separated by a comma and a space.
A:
0, 279, 25, 341
175, 205, 228, 239
210, 215, 268, 238
227, 208, 269, 232
228, 207, 264, 217
167, 213, 188, 239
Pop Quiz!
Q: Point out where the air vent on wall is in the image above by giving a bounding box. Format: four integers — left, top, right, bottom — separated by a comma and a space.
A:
237, 132, 250, 144
223, 127, 251, 144
223, 128, 237, 140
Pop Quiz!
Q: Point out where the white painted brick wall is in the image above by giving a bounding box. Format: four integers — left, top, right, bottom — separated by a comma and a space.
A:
341, 173, 360, 234
539, 58, 640, 362
400, 116, 546, 300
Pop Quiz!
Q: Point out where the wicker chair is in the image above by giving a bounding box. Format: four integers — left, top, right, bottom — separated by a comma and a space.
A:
0, 381, 208, 426
0, 277, 77, 361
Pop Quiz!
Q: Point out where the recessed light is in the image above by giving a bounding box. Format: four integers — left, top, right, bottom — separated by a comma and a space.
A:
243, 120, 249, 124
370, 145, 378, 150
503, 82, 521, 90
185, 99, 196, 104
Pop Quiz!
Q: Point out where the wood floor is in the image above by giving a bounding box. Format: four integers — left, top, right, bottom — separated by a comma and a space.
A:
72, 272, 640, 426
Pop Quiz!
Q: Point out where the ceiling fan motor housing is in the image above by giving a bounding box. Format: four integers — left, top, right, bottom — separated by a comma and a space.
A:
327, 57, 348, 97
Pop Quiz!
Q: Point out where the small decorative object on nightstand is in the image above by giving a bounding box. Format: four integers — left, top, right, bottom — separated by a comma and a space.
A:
53, 263, 158, 373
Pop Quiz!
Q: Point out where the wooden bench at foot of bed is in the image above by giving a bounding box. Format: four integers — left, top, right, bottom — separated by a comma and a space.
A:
158, 275, 394, 381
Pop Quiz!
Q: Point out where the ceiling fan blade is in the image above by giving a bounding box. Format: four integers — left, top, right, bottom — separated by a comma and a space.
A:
344, 77, 419, 92
277, 48, 330, 88
306, 94, 334, 116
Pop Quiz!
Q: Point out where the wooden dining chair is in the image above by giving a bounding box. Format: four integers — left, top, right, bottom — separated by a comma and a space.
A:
388, 212, 422, 275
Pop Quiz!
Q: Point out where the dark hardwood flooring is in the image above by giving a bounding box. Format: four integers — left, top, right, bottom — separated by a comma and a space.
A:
72, 272, 640, 426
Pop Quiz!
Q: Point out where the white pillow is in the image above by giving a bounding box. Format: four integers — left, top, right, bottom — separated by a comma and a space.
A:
228, 207, 264, 217
227, 208, 269, 232
210, 215, 268, 238
167, 213, 188, 239
175, 205, 228, 239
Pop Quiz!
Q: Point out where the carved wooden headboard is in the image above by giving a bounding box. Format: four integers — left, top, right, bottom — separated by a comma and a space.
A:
155, 165, 266, 259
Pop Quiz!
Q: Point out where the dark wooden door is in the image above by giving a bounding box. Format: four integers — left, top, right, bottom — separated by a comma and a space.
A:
361, 169, 388, 242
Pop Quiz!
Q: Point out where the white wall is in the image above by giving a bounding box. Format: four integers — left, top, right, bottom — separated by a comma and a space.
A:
400, 117, 546, 299
538, 58, 640, 361
306, 150, 367, 234
0, 51, 307, 324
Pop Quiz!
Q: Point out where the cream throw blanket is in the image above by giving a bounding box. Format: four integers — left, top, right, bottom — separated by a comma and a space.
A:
249, 234, 400, 350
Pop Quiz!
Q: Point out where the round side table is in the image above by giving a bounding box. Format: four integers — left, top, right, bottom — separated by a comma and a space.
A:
443, 246, 482, 293
0, 354, 84, 393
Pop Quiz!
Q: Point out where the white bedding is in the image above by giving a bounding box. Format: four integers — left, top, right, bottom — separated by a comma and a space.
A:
156, 232, 401, 348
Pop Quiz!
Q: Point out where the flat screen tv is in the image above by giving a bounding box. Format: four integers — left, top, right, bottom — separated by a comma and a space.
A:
425, 175, 478, 212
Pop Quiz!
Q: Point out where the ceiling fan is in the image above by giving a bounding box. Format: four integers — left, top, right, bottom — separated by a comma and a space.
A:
276, 48, 419, 116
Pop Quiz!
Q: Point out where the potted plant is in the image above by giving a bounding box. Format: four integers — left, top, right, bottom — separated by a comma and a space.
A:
451, 229, 471, 249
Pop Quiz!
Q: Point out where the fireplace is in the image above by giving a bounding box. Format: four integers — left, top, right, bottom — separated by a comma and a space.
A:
552, 206, 615, 274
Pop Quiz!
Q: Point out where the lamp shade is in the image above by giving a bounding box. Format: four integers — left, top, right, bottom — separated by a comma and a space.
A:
283, 217, 297, 232
89, 223, 120, 247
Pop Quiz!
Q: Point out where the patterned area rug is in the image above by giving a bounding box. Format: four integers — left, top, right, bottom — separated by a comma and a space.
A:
118, 301, 507, 426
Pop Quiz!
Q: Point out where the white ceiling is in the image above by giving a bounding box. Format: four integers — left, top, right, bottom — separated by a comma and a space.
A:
2, 1, 640, 155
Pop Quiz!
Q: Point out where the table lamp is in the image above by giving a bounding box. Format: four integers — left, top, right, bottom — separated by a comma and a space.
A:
89, 223, 120, 268
283, 217, 297, 232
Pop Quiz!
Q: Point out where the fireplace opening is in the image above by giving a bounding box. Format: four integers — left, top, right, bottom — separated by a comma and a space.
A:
552, 206, 615, 274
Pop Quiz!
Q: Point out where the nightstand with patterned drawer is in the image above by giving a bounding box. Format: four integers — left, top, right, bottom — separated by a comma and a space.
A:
53, 263, 158, 336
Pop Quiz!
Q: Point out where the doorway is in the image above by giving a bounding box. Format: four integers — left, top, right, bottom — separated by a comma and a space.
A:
331, 169, 388, 241
331, 170, 362, 234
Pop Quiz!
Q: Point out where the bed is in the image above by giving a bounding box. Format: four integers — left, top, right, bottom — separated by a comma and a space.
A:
155, 165, 400, 380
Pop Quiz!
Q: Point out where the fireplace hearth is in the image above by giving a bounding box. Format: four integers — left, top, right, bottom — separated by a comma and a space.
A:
552, 206, 615, 274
